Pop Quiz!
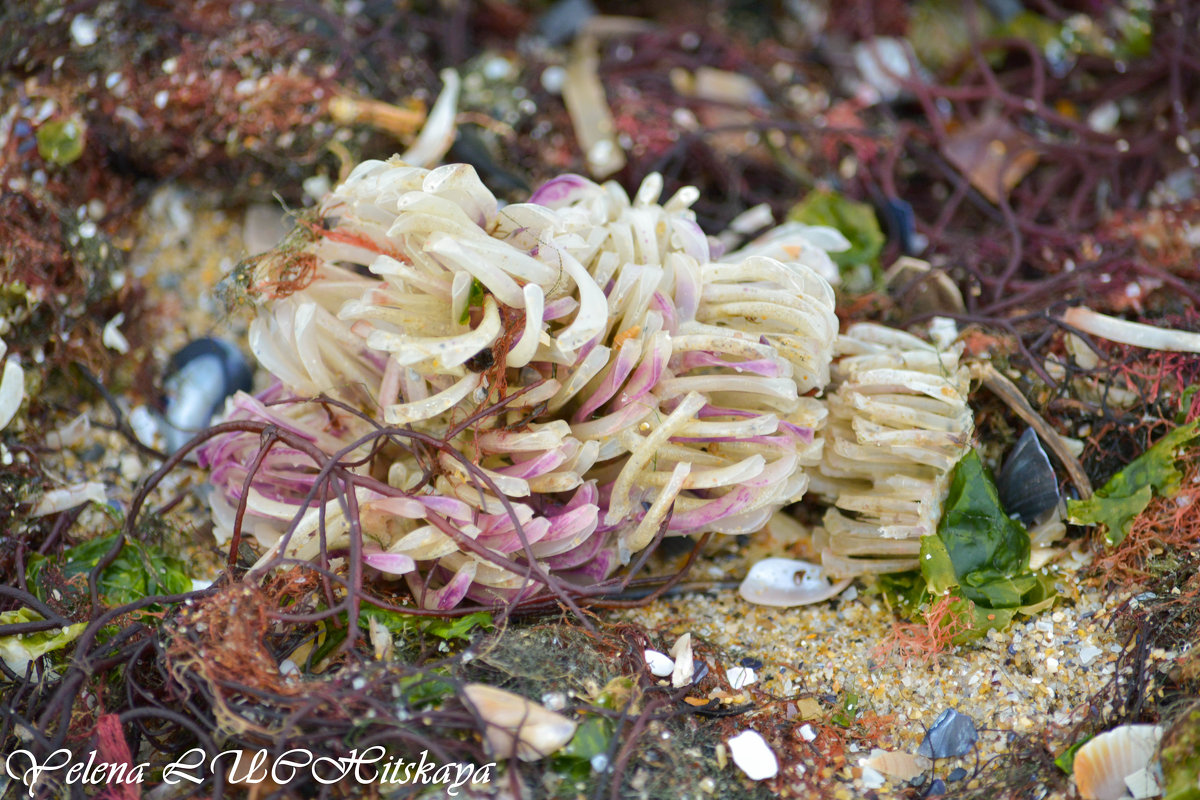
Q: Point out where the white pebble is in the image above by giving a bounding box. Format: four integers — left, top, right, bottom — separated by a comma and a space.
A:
727, 730, 778, 780
541, 66, 566, 95
1079, 645, 1104, 666
102, 313, 130, 354
799, 723, 817, 742
70, 15, 98, 47
644, 649, 674, 678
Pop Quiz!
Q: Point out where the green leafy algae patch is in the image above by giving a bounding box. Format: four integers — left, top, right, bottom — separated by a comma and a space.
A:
1068, 419, 1200, 546
883, 450, 1057, 643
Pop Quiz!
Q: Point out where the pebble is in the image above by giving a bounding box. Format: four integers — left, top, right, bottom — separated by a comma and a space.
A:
917, 709, 978, 759
644, 649, 674, 678
70, 14, 98, 47
1080, 642, 1104, 671
727, 730, 778, 781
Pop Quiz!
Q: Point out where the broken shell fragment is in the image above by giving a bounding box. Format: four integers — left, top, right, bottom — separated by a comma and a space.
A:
727, 730, 779, 781
0, 344, 25, 431
1062, 306, 1200, 354
726, 665, 757, 689
862, 748, 931, 781
1073, 724, 1163, 800
644, 649, 674, 678
738, 557, 851, 607
461, 684, 578, 762
31, 482, 108, 517
669, 633, 695, 688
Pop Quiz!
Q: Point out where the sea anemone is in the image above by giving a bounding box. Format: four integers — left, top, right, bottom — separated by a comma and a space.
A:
810, 323, 974, 577
202, 158, 841, 607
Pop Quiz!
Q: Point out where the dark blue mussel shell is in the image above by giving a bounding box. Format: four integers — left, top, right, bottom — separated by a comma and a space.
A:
161, 338, 254, 452
996, 427, 1061, 527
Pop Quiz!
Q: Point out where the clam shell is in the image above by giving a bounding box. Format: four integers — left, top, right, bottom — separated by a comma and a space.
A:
738, 558, 851, 607
461, 684, 578, 761
1073, 724, 1163, 800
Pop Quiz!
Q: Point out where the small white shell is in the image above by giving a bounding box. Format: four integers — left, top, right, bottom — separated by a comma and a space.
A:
860, 766, 886, 789
1073, 724, 1163, 800
669, 634, 695, 688
0, 356, 25, 431
862, 748, 931, 781
461, 684, 578, 762
30, 482, 107, 517
728, 730, 778, 781
738, 558, 851, 607
727, 666, 757, 689
644, 649, 674, 678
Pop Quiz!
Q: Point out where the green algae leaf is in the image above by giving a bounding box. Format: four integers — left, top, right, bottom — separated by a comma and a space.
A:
26, 532, 192, 609
1067, 485, 1153, 548
905, 450, 1057, 643
1113, 3, 1153, 60
832, 690, 862, 727
1067, 420, 1200, 546
994, 12, 1063, 54
360, 606, 492, 642
459, 278, 486, 325
787, 189, 884, 272
554, 716, 614, 780
36, 118, 86, 166
0, 609, 87, 675
935, 449, 1031, 605
1054, 734, 1092, 775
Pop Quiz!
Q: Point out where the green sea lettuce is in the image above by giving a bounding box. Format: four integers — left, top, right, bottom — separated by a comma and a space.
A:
0, 609, 86, 674
883, 450, 1056, 642
1067, 420, 1200, 546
